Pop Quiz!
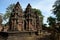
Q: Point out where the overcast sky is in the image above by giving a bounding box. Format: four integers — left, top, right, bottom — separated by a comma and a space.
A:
0, 0, 56, 24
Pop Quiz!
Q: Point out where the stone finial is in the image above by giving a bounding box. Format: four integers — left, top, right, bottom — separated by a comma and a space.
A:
26, 3, 31, 10
27, 3, 31, 7
25, 3, 32, 13
16, 2, 20, 6
14, 2, 22, 11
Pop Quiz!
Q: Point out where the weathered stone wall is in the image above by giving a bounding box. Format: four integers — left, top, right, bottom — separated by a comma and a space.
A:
0, 32, 53, 40
7, 36, 37, 40
7, 31, 36, 40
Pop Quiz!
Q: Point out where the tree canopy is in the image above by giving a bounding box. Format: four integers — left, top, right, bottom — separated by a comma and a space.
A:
47, 0, 60, 32
32, 8, 43, 16
47, 0, 60, 26
47, 16, 56, 26
3, 4, 15, 21
53, 0, 60, 21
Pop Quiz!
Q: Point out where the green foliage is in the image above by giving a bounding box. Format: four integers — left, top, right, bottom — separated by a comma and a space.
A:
53, 0, 60, 21
47, 16, 56, 26
32, 8, 43, 23
47, 0, 60, 26
3, 4, 15, 21
51, 0, 60, 32
32, 8, 43, 16
42, 24, 47, 30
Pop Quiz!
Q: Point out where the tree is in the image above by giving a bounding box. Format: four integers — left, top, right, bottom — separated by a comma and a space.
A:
42, 24, 47, 30
2, 4, 15, 25
47, 16, 57, 32
32, 8, 43, 16
47, 16, 56, 27
47, 0, 60, 40
53, 0, 60, 21
3, 4, 15, 21
47, 0, 60, 29
52, 0, 60, 31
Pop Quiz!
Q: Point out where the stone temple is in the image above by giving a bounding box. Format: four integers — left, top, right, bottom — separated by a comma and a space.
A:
8, 2, 42, 31
0, 2, 51, 40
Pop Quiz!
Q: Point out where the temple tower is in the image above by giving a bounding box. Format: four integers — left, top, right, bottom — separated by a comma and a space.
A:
9, 2, 24, 31
24, 4, 37, 31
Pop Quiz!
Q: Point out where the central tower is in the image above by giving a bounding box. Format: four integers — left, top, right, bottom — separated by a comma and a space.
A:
24, 4, 37, 31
